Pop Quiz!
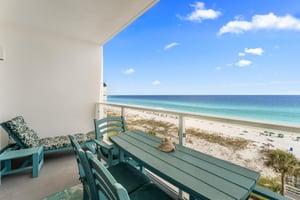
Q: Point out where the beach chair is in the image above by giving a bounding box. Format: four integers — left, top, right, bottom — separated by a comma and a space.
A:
94, 116, 126, 166
278, 133, 284, 138
1, 116, 95, 153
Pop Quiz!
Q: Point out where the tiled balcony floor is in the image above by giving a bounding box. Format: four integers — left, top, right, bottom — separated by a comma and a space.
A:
0, 150, 80, 200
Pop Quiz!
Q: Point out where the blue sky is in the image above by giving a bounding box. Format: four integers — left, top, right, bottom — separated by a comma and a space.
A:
104, 0, 300, 95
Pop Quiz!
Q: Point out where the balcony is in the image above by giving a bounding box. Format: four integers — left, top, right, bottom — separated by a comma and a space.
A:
0, 102, 293, 199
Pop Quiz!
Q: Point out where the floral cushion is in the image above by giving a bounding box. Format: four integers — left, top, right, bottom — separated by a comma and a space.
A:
39, 136, 71, 150
6, 116, 96, 150
86, 131, 96, 141
6, 116, 29, 133
20, 129, 40, 147
6, 116, 40, 148
39, 133, 95, 150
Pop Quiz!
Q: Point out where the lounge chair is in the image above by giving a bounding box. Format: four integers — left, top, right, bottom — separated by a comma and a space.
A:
93, 116, 126, 166
0, 116, 95, 183
1, 116, 95, 153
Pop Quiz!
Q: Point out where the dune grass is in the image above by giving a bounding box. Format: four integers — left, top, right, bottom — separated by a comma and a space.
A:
186, 128, 251, 151
126, 118, 251, 151
127, 119, 177, 136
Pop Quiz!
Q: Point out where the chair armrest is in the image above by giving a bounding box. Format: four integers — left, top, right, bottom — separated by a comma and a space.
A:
94, 139, 120, 166
94, 139, 114, 151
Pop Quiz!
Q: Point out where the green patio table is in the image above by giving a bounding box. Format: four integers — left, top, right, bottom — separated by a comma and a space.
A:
110, 130, 260, 200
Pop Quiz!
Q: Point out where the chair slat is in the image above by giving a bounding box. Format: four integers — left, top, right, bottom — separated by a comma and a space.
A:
94, 116, 126, 166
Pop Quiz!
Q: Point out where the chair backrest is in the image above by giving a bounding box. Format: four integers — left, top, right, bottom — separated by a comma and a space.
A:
69, 135, 85, 181
85, 151, 130, 200
68, 135, 98, 200
94, 116, 126, 140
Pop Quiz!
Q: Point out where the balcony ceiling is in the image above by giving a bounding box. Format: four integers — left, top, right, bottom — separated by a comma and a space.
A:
0, 0, 158, 45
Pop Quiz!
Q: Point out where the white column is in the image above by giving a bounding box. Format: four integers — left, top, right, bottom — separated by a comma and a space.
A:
98, 46, 106, 119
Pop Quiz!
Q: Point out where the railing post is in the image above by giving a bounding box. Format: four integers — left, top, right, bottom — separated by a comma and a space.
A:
121, 106, 125, 117
96, 103, 107, 119
95, 103, 100, 119
178, 114, 185, 146
178, 115, 185, 200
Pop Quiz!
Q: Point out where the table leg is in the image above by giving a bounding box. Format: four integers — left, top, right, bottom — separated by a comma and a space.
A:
32, 152, 39, 178
119, 151, 125, 162
0, 160, 2, 185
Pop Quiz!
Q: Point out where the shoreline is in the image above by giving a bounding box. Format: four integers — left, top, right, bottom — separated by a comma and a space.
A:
104, 102, 300, 133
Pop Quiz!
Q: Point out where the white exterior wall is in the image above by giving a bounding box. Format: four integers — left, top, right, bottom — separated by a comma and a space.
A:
0, 25, 102, 148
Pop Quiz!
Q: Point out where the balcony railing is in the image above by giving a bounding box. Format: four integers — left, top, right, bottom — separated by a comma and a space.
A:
96, 102, 300, 147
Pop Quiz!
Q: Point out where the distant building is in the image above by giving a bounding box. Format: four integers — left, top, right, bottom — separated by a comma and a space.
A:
103, 82, 107, 101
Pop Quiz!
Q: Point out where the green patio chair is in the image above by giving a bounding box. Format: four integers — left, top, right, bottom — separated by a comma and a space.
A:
94, 116, 126, 166
69, 135, 94, 200
69, 135, 152, 197
85, 150, 174, 200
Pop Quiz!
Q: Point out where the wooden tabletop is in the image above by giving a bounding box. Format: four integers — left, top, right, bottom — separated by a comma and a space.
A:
110, 130, 260, 200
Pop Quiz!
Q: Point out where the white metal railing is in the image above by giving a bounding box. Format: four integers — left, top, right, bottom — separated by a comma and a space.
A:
96, 102, 300, 146
286, 185, 300, 198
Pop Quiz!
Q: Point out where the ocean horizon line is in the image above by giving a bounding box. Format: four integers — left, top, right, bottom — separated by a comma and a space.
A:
109, 94, 300, 96
107, 95, 300, 127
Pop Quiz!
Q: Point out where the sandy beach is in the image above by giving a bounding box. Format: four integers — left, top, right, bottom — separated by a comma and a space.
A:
107, 106, 300, 178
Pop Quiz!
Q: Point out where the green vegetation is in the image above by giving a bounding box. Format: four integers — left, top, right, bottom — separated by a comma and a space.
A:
186, 128, 251, 151
264, 149, 300, 195
126, 118, 252, 151
257, 177, 281, 193
126, 119, 177, 136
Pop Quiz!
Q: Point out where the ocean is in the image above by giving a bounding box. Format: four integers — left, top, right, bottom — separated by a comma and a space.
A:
107, 95, 300, 126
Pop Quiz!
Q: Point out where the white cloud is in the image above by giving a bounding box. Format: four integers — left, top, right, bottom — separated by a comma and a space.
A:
235, 60, 252, 67
123, 68, 135, 74
218, 12, 300, 35
178, 2, 221, 23
238, 52, 246, 56
245, 48, 264, 56
216, 67, 222, 70
152, 80, 161, 85
164, 42, 179, 50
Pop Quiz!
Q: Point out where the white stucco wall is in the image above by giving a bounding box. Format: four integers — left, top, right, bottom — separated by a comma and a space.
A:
0, 25, 102, 148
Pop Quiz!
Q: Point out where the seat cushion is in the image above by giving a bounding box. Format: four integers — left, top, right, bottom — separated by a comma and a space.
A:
39, 133, 93, 150
108, 162, 150, 194
85, 131, 96, 141
129, 183, 174, 200
20, 129, 40, 147
39, 136, 71, 150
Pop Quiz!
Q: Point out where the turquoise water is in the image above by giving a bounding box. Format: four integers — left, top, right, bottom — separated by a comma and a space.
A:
107, 95, 300, 126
